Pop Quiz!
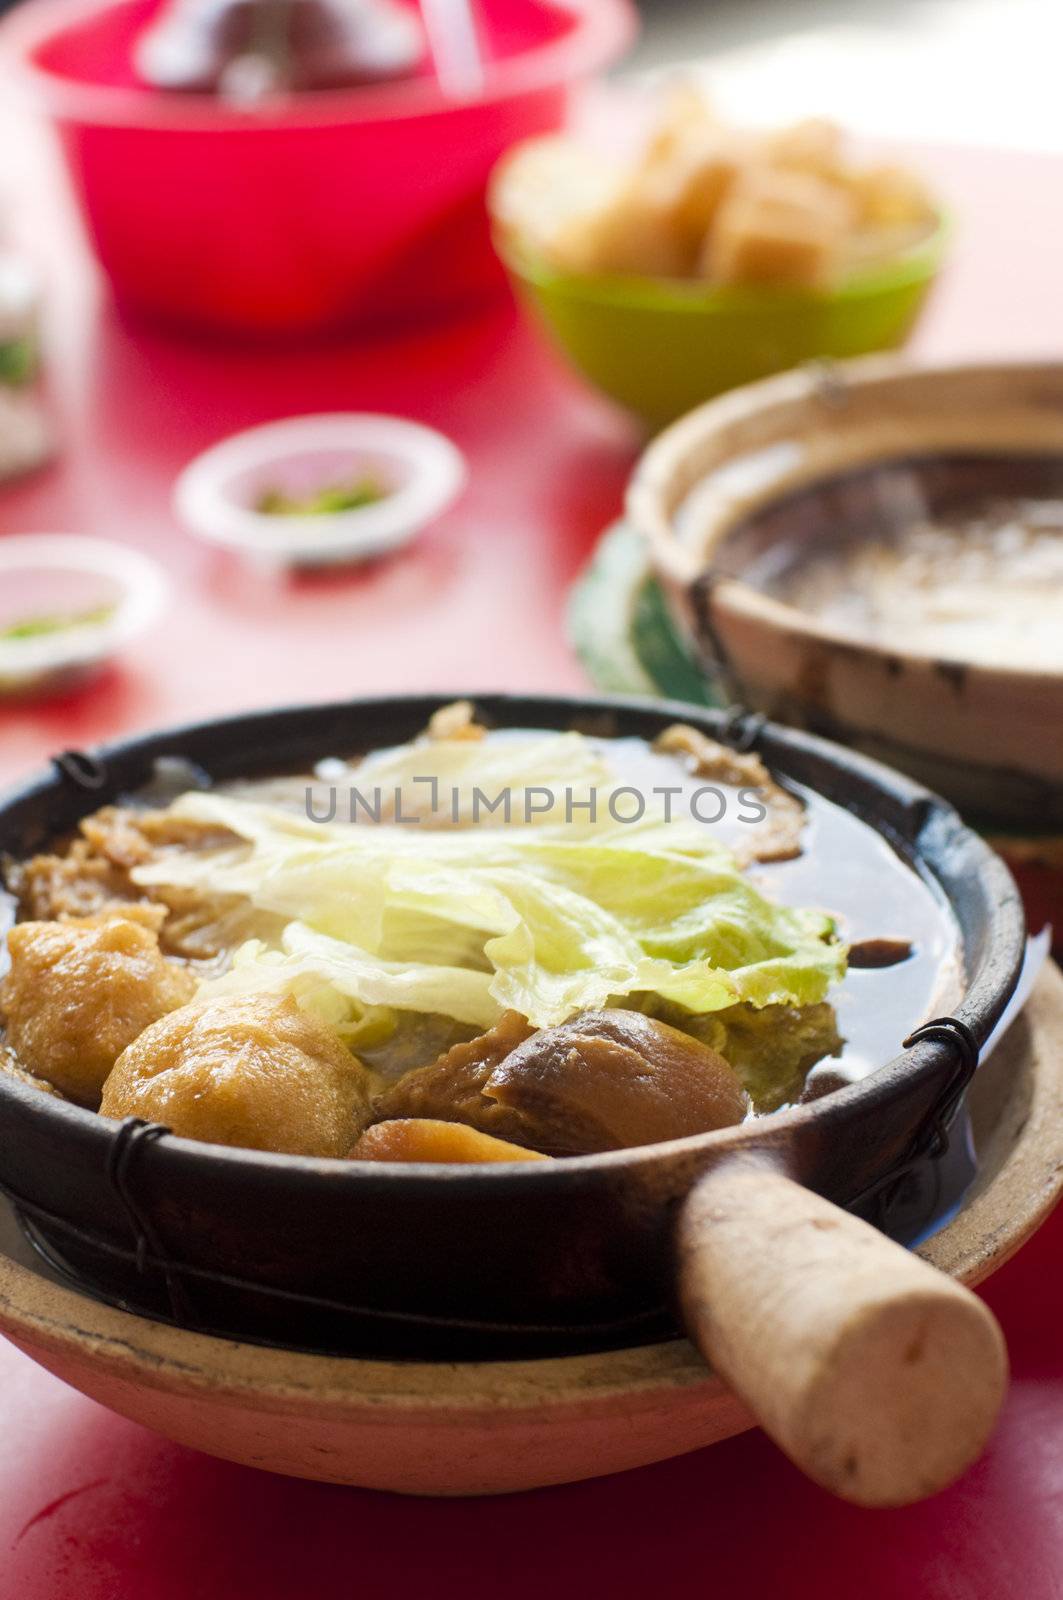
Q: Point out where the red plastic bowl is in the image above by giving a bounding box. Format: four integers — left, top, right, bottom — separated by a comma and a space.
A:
1, 0, 635, 333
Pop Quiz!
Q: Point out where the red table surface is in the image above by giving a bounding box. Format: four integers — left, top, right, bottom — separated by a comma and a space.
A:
1, 122, 1062, 1596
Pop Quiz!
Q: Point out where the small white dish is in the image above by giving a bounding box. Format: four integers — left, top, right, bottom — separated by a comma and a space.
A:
0, 535, 168, 696
173, 413, 468, 567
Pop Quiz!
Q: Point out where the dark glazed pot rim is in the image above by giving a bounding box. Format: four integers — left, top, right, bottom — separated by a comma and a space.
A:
0, 691, 1027, 1191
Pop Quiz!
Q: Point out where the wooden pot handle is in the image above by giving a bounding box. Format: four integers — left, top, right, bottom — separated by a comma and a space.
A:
676, 1157, 1008, 1507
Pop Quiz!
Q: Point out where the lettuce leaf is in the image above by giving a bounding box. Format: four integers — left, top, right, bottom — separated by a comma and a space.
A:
321, 729, 614, 827
134, 763, 846, 1030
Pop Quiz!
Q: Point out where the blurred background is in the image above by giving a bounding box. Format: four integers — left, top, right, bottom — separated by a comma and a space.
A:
628, 0, 1063, 149
2, 0, 1056, 143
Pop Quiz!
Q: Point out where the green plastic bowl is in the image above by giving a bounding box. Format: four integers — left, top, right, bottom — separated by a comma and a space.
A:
498, 215, 949, 429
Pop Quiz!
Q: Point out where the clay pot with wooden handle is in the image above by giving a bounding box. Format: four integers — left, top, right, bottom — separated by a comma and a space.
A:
0, 693, 1025, 1507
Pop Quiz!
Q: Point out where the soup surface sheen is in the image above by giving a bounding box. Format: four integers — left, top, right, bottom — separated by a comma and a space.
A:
778, 497, 1063, 668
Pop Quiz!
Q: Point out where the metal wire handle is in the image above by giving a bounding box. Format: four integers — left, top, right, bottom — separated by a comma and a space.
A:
105, 1117, 193, 1322
719, 706, 767, 753
850, 1015, 981, 1221
52, 749, 109, 792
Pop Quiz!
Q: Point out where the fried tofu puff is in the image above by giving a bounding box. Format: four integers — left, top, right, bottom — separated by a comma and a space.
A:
1, 1047, 64, 1099
101, 993, 372, 1157
0, 915, 196, 1106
